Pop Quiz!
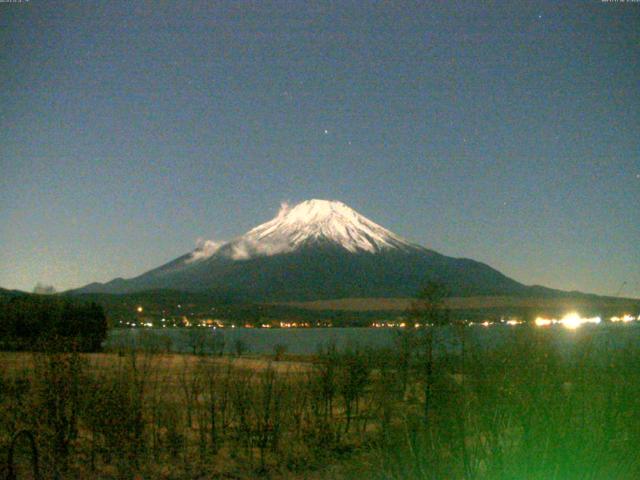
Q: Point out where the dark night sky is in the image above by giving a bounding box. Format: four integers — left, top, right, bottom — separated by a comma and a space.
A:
1, 1, 638, 297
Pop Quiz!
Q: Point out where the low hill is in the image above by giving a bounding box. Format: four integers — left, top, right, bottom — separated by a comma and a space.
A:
278, 295, 640, 313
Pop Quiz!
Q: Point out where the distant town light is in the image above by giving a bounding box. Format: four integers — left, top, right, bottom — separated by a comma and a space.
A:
560, 312, 582, 330
535, 313, 601, 329
559, 312, 601, 330
136, 306, 143, 313
611, 314, 635, 323
535, 317, 552, 327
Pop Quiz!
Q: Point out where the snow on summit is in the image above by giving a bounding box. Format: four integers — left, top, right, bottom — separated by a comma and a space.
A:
189, 199, 414, 262
243, 199, 411, 252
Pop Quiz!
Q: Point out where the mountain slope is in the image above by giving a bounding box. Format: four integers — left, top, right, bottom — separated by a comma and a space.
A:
74, 199, 538, 300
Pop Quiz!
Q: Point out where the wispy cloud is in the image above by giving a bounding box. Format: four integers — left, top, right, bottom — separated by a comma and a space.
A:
187, 238, 224, 263
277, 201, 291, 217
33, 282, 57, 294
188, 200, 295, 262
229, 237, 293, 260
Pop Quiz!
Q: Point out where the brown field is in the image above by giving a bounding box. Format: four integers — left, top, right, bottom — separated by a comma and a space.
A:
3, 328, 640, 479
0, 352, 312, 377
0, 350, 358, 479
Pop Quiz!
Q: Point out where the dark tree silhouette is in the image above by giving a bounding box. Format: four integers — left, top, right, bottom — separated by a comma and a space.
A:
0, 296, 108, 352
407, 281, 451, 426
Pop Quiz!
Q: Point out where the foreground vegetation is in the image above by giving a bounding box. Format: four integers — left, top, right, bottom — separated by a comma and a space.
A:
1, 324, 640, 479
0, 294, 107, 352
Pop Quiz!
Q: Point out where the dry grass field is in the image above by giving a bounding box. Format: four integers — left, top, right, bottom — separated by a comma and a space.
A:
0, 352, 312, 377
3, 325, 640, 479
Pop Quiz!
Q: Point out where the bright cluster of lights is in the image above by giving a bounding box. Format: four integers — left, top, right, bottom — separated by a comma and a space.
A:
534, 317, 553, 327
560, 313, 601, 329
610, 314, 637, 323
468, 321, 492, 327
279, 321, 312, 328
468, 318, 522, 327
535, 312, 601, 330
372, 321, 408, 328
120, 321, 155, 328
196, 319, 225, 328
120, 310, 637, 331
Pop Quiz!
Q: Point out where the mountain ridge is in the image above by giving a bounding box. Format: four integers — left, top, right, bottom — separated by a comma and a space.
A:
71, 199, 596, 301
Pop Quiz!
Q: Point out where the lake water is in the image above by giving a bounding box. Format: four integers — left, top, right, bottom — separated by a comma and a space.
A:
106, 323, 640, 356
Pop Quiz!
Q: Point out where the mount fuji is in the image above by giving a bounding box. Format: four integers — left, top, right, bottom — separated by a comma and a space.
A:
75, 199, 536, 301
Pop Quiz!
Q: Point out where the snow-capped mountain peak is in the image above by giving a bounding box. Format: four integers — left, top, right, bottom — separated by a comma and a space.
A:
191, 199, 415, 262
245, 198, 410, 251
73, 198, 532, 300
